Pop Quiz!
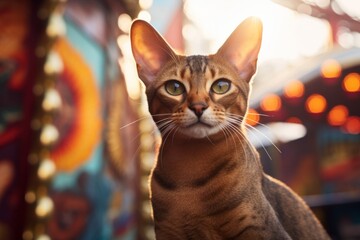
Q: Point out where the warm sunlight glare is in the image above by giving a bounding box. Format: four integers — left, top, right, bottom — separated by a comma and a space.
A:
183, 0, 330, 61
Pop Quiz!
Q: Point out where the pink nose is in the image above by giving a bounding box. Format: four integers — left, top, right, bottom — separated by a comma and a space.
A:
189, 102, 208, 118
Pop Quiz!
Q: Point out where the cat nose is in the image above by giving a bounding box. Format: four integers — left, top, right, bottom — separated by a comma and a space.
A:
189, 102, 208, 118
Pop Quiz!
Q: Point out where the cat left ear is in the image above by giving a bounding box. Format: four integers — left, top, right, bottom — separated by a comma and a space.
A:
130, 19, 176, 86
216, 17, 263, 82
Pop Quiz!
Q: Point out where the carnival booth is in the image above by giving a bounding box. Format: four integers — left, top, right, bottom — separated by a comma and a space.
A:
248, 47, 360, 239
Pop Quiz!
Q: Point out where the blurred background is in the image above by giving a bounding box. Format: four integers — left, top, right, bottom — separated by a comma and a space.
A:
0, 0, 359, 239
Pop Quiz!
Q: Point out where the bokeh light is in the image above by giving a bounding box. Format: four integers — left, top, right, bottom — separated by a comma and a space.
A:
35, 197, 54, 217
327, 105, 349, 126
118, 13, 132, 33
321, 59, 342, 79
260, 94, 282, 112
343, 116, 360, 134
306, 94, 327, 114
284, 80, 304, 98
246, 108, 260, 126
286, 117, 302, 124
342, 72, 360, 93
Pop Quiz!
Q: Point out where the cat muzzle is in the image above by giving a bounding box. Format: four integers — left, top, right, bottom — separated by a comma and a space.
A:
189, 102, 208, 118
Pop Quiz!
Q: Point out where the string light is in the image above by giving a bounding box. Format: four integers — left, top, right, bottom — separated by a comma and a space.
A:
42, 88, 62, 111
139, 0, 153, 9
44, 51, 63, 75
25, 191, 37, 204
118, 14, 132, 33
35, 197, 54, 218
37, 234, 51, 240
138, 10, 151, 22
40, 124, 59, 145
46, 12, 66, 37
22, 231, 33, 240
38, 159, 56, 180
24, 1, 65, 239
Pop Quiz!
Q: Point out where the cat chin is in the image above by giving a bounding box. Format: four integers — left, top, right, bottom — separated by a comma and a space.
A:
179, 124, 223, 139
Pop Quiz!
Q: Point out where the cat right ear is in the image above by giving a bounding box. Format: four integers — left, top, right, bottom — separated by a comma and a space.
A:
130, 20, 176, 86
216, 17, 263, 82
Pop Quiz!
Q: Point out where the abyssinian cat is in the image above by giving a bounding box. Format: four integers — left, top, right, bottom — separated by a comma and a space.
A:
130, 17, 330, 240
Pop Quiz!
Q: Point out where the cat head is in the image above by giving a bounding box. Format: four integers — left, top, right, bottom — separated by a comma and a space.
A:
130, 17, 262, 139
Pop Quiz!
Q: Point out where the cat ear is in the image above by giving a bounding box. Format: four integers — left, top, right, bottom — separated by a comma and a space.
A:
216, 17, 263, 82
130, 19, 176, 86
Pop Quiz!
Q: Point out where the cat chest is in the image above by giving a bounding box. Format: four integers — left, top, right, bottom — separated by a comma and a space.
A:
150, 176, 255, 233
151, 189, 259, 240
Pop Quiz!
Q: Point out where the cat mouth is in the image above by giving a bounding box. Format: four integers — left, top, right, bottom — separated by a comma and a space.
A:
186, 120, 213, 128
181, 119, 222, 138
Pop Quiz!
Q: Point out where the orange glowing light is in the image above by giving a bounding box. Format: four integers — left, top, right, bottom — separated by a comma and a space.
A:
260, 94, 281, 112
342, 72, 360, 93
246, 109, 260, 126
286, 117, 302, 124
327, 105, 349, 126
284, 80, 304, 98
321, 59, 342, 79
343, 116, 360, 134
306, 94, 327, 114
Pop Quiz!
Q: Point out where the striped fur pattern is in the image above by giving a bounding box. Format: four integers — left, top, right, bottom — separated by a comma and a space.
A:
130, 18, 330, 239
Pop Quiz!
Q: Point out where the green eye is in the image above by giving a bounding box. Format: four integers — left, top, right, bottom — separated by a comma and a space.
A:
211, 79, 231, 94
165, 80, 185, 96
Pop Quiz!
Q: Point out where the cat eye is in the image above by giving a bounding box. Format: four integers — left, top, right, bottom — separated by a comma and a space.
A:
164, 80, 186, 96
211, 79, 231, 94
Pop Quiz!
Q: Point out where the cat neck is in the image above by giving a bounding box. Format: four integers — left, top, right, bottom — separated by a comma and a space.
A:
154, 128, 261, 186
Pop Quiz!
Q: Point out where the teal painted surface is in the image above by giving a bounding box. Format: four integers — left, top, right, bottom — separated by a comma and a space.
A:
64, 16, 106, 89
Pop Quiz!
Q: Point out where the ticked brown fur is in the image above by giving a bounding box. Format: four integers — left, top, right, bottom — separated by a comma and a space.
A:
130, 17, 330, 240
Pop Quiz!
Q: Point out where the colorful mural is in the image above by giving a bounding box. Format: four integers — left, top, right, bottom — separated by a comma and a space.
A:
0, 1, 33, 239
0, 0, 142, 239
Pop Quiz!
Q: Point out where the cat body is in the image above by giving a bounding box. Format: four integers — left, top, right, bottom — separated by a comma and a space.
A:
130, 18, 330, 240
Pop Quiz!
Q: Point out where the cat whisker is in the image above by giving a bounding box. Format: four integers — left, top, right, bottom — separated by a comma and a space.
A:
226, 116, 270, 162
226, 114, 281, 154
225, 121, 255, 167
223, 123, 243, 161
119, 116, 151, 130
119, 113, 173, 130
205, 134, 215, 146
218, 124, 230, 148
228, 117, 277, 161
158, 121, 178, 168
246, 112, 271, 117
243, 125, 273, 161
171, 125, 181, 145
244, 123, 281, 154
